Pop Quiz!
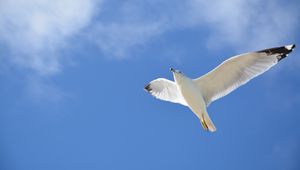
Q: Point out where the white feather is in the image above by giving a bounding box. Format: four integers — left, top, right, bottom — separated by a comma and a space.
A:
145, 78, 188, 106
194, 51, 285, 105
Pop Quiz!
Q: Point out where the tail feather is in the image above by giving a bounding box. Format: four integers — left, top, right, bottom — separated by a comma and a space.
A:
201, 112, 216, 132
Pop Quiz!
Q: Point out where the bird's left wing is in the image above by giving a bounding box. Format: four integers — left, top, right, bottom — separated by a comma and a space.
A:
194, 44, 295, 106
145, 78, 188, 106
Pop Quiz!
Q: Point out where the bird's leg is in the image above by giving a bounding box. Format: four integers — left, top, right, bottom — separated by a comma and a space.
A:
200, 115, 209, 131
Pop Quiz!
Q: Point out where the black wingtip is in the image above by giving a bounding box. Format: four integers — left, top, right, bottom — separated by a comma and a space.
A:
289, 44, 296, 49
144, 84, 152, 92
258, 44, 296, 62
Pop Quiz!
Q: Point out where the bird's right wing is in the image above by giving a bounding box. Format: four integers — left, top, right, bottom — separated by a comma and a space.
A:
145, 78, 188, 106
194, 44, 295, 106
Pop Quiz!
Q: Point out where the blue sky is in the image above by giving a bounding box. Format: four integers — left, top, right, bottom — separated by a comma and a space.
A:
0, 0, 300, 169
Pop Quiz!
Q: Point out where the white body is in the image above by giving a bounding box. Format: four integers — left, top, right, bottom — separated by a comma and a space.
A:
177, 77, 206, 117
173, 73, 216, 131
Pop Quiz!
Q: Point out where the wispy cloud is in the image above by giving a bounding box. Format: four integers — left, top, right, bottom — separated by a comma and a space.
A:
87, 0, 299, 59
186, 0, 299, 51
89, 21, 165, 59
0, 0, 298, 101
0, 0, 99, 75
86, 0, 175, 59
0, 0, 298, 75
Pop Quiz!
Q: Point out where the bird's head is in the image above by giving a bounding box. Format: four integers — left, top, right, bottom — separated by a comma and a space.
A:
170, 67, 185, 83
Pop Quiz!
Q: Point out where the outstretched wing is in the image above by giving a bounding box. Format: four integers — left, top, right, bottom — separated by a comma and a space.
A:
145, 78, 188, 106
194, 44, 296, 106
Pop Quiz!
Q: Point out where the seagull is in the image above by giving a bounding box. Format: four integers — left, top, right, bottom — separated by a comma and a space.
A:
144, 44, 296, 132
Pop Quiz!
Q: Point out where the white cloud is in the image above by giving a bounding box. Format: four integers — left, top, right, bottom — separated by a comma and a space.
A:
0, 0, 298, 102
0, 0, 99, 75
90, 21, 165, 59
86, 0, 172, 59
0, 0, 298, 76
186, 0, 299, 51
86, 0, 299, 60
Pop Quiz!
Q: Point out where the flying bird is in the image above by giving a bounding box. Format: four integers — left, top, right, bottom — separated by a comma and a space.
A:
144, 44, 296, 132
